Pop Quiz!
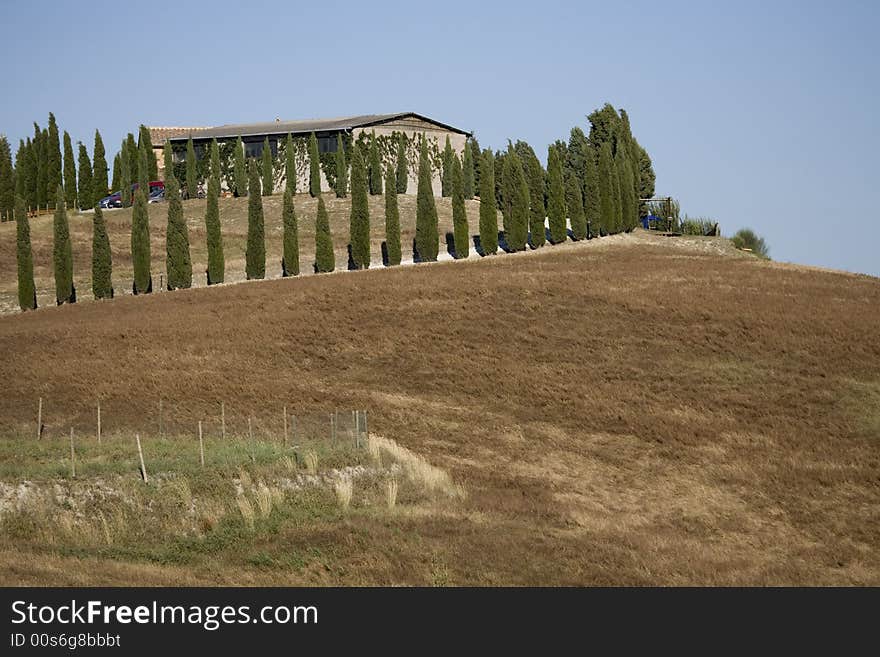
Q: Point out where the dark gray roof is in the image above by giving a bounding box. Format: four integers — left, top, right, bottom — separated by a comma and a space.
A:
167, 112, 470, 142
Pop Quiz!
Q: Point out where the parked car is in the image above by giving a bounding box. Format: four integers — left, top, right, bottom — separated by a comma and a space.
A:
98, 181, 166, 209
148, 188, 165, 203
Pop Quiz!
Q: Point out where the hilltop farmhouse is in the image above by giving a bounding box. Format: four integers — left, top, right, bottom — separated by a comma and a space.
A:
148, 112, 470, 195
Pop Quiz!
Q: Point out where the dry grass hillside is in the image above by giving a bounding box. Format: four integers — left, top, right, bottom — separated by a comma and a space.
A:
0, 228, 878, 585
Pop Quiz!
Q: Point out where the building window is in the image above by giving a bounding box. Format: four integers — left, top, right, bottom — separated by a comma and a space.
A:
317, 134, 338, 153
244, 139, 279, 159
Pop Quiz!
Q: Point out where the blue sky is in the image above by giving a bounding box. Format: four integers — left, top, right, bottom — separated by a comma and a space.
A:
2, 0, 877, 276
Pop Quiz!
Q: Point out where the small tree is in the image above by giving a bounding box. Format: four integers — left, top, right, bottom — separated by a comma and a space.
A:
163, 140, 173, 181
137, 136, 149, 197
15, 196, 37, 310
470, 137, 481, 195
335, 134, 347, 198
462, 141, 475, 200
261, 137, 273, 196
165, 175, 192, 290
0, 136, 16, 220
308, 132, 321, 197
368, 131, 383, 195
284, 133, 296, 194
547, 144, 566, 244
281, 187, 299, 277
245, 160, 265, 279
120, 141, 132, 208
205, 141, 224, 285
478, 149, 498, 255
314, 195, 335, 273
440, 136, 454, 197
125, 133, 138, 189
185, 137, 197, 200
583, 144, 600, 237
566, 173, 587, 240
384, 164, 401, 266
349, 141, 371, 269
415, 136, 439, 262
92, 205, 113, 299
395, 132, 408, 194
731, 228, 770, 258
63, 131, 77, 209
46, 114, 62, 209
234, 136, 247, 197
53, 185, 75, 304
92, 129, 108, 200
111, 153, 120, 196
451, 153, 469, 258
506, 148, 529, 252
77, 143, 93, 211
131, 188, 152, 294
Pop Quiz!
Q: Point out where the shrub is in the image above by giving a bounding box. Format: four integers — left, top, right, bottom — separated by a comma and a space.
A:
731, 228, 770, 258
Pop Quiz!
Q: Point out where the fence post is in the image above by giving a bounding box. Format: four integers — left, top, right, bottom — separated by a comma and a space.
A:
136, 434, 148, 483
69, 428, 76, 478
97, 401, 102, 444
37, 397, 42, 440
198, 420, 205, 468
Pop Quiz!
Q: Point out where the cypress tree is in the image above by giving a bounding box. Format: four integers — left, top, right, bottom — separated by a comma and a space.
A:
478, 149, 498, 255
349, 141, 371, 269
584, 143, 600, 237
93, 130, 108, 200
163, 140, 173, 183
610, 150, 622, 233
616, 148, 634, 231
462, 141, 475, 200
23, 137, 38, 209
185, 137, 197, 200
500, 149, 514, 233
415, 136, 439, 262
517, 142, 545, 248
505, 147, 529, 252
281, 187, 299, 277
13, 141, 27, 214
284, 133, 296, 195
547, 145, 566, 244
111, 153, 121, 196
131, 188, 152, 294
637, 144, 655, 217
566, 172, 587, 240
368, 131, 382, 195
125, 133, 138, 189
139, 125, 158, 181
440, 136, 454, 197
308, 132, 320, 197
470, 136, 481, 196
63, 132, 77, 209
165, 175, 192, 289
91, 205, 113, 299
384, 164, 401, 266
137, 136, 149, 197
15, 196, 37, 310
77, 143, 93, 211
620, 110, 641, 202
451, 153, 469, 259
395, 132, 408, 194
335, 134, 347, 198
234, 136, 247, 197
314, 195, 335, 273
0, 136, 13, 221
52, 185, 74, 304
35, 124, 47, 209
261, 137, 273, 196
597, 142, 615, 235
121, 144, 132, 208
205, 142, 224, 285
245, 160, 265, 279
46, 114, 62, 208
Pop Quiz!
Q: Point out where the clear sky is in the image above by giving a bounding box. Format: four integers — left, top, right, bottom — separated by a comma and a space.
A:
2, 0, 877, 276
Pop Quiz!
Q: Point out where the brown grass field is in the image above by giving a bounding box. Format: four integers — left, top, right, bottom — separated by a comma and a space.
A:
0, 203, 878, 584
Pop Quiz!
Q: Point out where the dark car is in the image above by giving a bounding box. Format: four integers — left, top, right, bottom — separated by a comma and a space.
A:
98, 181, 165, 209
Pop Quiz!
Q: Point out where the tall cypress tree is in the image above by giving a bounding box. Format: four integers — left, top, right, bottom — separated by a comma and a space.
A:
440, 136, 454, 197
335, 134, 347, 198
415, 136, 439, 262
616, 148, 634, 232
395, 132, 408, 194
163, 140, 173, 183
0, 136, 13, 221
62, 131, 77, 209
597, 142, 615, 235
137, 135, 149, 197
91, 205, 113, 299
35, 124, 47, 209
23, 136, 38, 209
451, 153, 469, 259
245, 160, 265, 279
547, 145, 566, 244
234, 136, 247, 197
125, 133, 138, 189
470, 137, 481, 195
500, 148, 515, 233
636, 143, 655, 218
93, 130, 108, 200
165, 175, 192, 289
261, 137, 273, 196
131, 188, 151, 294
368, 131, 382, 195
384, 164, 401, 266
566, 172, 587, 240
77, 143, 93, 211
281, 187, 299, 277
517, 142, 545, 248
349, 141, 371, 269
478, 149, 498, 255
284, 133, 296, 195
52, 186, 74, 304
506, 147, 529, 252
308, 132, 321, 197
120, 139, 132, 208
205, 140, 224, 285
111, 153, 121, 196
46, 114, 62, 208
12, 141, 27, 217
462, 141, 475, 200
138, 125, 158, 181
583, 143, 600, 237
610, 149, 622, 233
15, 196, 37, 310
185, 137, 197, 200
314, 195, 335, 273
